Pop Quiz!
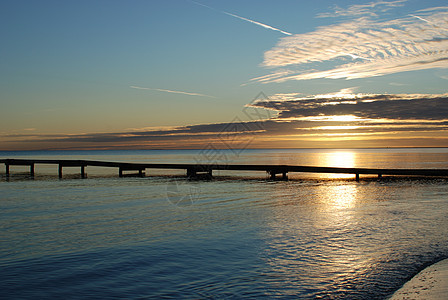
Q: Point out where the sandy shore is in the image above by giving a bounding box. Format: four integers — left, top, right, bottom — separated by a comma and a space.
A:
389, 258, 448, 299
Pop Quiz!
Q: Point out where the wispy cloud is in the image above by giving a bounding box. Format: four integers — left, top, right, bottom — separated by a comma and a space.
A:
130, 85, 215, 98
317, 0, 407, 18
189, 0, 292, 36
254, 5, 448, 83
250, 91, 448, 121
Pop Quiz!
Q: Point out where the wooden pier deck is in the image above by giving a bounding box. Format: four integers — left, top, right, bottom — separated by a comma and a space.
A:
2, 158, 448, 181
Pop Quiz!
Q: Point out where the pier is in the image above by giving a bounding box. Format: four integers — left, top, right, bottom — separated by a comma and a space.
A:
2, 158, 448, 181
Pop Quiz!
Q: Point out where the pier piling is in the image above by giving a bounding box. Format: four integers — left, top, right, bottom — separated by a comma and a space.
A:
4, 161, 35, 177
81, 165, 86, 178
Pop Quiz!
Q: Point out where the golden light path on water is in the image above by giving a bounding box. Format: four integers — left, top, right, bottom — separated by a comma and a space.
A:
262, 163, 371, 296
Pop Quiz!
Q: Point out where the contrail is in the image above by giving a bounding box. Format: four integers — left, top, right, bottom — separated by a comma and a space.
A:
189, 0, 292, 36
223, 11, 292, 36
409, 14, 448, 31
409, 14, 431, 23
130, 86, 216, 98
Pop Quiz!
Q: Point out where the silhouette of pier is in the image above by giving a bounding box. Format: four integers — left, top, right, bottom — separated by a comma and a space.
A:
2, 158, 448, 181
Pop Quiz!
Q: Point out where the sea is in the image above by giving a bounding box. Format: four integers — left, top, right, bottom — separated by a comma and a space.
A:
1, 148, 448, 299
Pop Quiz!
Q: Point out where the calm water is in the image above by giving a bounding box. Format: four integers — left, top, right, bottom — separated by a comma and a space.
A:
1, 149, 448, 299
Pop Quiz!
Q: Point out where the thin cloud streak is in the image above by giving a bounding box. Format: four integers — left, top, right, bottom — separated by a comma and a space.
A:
130, 85, 216, 98
190, 0, 292, 35
265, 56, 448, 82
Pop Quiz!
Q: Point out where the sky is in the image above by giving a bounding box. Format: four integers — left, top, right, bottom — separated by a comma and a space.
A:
1, 0, 448, 150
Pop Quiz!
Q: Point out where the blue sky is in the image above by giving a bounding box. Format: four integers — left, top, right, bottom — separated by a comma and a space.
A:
1, 0, 448, 150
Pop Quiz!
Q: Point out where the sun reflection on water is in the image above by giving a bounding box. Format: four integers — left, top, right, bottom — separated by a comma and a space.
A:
321, 151, 357, 179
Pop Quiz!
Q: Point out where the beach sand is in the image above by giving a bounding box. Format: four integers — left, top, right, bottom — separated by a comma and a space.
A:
389, 258, 448, 299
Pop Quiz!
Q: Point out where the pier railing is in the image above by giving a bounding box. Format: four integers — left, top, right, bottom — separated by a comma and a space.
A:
1, 158, 448, 181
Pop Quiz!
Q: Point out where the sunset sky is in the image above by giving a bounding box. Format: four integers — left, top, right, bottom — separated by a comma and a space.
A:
1, 0, 448, 150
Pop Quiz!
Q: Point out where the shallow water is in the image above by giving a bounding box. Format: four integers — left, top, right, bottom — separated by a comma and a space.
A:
1, 149, 448, 299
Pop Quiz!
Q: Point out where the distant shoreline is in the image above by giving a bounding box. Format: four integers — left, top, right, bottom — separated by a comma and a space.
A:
1, 147, 448, 153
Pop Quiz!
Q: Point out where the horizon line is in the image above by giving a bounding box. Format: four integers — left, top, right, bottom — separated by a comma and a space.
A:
1, 146, 448, 152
